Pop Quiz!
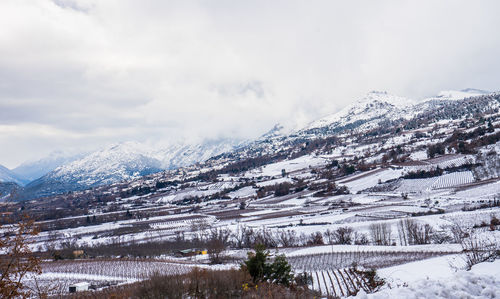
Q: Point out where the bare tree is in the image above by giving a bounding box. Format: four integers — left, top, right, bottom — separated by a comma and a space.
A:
207, 228, 231, 264
354, 232, 370, 245
397, 219, 433, 245
307, 232, 324, 245
333, 227, 354, 244
276, 230, 298, 247
323, 229, 335, 245
231, 225, 247, 249
28, 275, 60, 299
460, 232, 497, 270
242, 227, 256, 248
369, 223, 392, 245
254, 228, 278, 248
0, 218, 41, 298
449, 222, 498, 270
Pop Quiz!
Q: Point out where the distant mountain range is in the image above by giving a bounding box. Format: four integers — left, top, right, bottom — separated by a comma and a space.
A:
12, 151, 86, 182
16, 139, 243, 199
1, 88, 497, 201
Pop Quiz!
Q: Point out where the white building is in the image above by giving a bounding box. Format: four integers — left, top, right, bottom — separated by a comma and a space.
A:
69, 282, 90, 293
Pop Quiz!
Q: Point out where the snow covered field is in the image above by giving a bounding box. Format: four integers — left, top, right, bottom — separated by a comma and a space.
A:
353, 259, 500, 299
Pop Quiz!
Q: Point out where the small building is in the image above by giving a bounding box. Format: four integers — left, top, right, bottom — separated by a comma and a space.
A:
176, 249, 207, 257
69, 282, 90, 293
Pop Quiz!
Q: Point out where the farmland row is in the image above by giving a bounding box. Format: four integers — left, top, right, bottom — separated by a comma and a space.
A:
288, 250, 455, 271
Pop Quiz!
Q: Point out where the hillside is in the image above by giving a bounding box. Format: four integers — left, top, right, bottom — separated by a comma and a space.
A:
0, 164, 28, 186
19, 139, 242, 199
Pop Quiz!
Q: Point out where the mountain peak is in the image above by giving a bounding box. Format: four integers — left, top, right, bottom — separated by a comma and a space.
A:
302, 91, 414, 132
433, 89, 491, 101
367, 90, 389, 95
260, 123, 286, 140
357, 91, 414, 107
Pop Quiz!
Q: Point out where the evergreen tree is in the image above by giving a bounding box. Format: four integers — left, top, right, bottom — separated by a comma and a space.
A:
268, 254, 294, 286
242, 245, 294, 286
243, 244, 270, 283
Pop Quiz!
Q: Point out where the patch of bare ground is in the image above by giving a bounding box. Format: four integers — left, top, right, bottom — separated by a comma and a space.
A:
338, 168, 385, 183
253, 210, 303, 221
453, 177, 499, 192
207, 208, 257, 220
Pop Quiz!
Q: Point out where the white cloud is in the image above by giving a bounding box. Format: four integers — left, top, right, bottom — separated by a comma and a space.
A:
1, 0, 500, 167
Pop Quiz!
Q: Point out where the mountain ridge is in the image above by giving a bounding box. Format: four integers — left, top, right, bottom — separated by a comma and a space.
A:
0, 164, 28, 186
20, 138, 242, 199
9, 88, 500, 200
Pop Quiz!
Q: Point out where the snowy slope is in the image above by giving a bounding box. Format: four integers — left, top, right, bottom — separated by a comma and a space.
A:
23, 142, 163, 199
21, 139, 241, 199
202, 89, 499, 174
302, 91, 417, 133
430, 88, 491, 101
12, 151, 85, 182
0, 164, 28, 186
354, 258, 500, 299
300, 89, 496, 135
155, 138, 242, 169
17, 89, 500, 200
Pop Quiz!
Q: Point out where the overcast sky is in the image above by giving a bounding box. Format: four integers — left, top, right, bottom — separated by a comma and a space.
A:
1, 0, 500, 168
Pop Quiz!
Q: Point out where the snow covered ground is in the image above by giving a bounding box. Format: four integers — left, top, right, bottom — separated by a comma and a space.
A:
338, 168, 402, 193
353, 259, 500, 299
397, 171, 475, 192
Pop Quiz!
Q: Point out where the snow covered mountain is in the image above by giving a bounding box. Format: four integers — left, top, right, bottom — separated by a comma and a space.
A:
23, 142, 163, 198
156, 139, 243, 169
16, 88, 499, 200
45, 142, 162, 186
211, 89, 499, 163
301, 91, 417, 135
12, 151, 85, 182
0, 164, 28, 186
21, 139, 242, 199
300, 89, 496, 136
431, 88, 490, 101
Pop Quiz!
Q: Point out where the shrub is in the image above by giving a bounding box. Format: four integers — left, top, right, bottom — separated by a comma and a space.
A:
352, 268, 385, 293
268, 254, 294, 286
243, 245, 269, 283
242, 245, 294, 286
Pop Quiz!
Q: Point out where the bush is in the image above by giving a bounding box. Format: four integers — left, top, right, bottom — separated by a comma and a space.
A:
352, 268, 385, 293
243, 245, 269, 283
69, 267, 320, 298
427, 144, 445, 158
268, 255, 294, 286
294, 272, 313, 286
491, 215, 500, 227
0, 219, 41, 298
242, 245, 294, 286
